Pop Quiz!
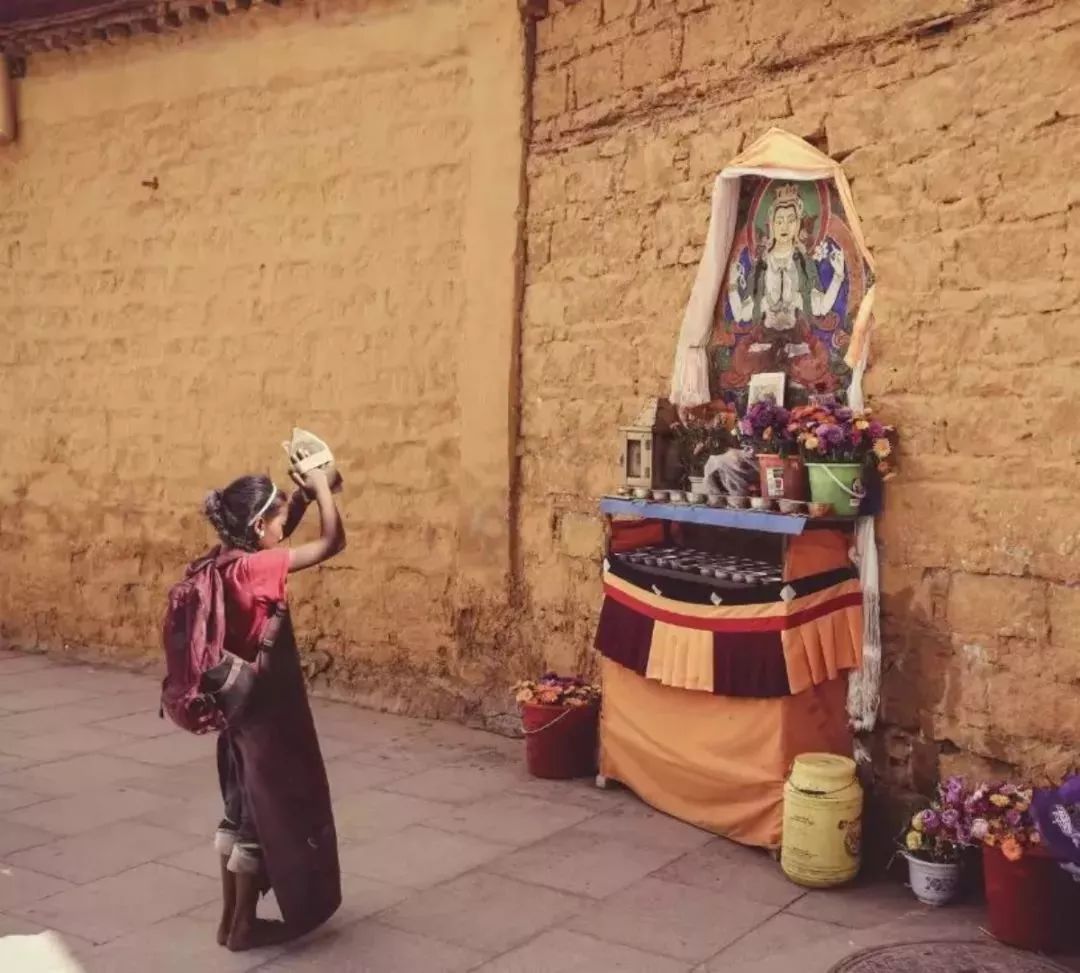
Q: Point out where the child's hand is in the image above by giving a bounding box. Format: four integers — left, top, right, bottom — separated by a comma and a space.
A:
300, 467, 330, 496
288, 446, 342, 496
288, 468, 314, 501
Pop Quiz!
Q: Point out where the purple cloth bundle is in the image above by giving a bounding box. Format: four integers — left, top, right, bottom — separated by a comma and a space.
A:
1033, 775, 1080, 866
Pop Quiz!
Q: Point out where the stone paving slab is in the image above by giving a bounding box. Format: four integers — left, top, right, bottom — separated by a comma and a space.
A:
0, 651, 1078, 972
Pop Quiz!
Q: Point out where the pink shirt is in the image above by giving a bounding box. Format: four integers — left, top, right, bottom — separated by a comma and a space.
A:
220, 548, 290, 660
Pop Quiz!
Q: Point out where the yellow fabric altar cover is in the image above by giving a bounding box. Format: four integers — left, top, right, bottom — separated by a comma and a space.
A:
600, 658, 852, 848
598, 530, 856, 848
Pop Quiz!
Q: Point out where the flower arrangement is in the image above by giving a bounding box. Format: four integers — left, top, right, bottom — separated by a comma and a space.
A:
787, 395, 897, 479
737, 395, 796, 456
671, 413, 732, 478
513, 673, 601, 708
968, 781, 1040, 862
903, 775, 972, 864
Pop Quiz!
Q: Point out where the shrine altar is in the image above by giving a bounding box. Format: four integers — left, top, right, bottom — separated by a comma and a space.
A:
595, 507, 860, 847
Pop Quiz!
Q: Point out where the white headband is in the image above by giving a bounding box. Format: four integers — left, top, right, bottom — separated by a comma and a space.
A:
248, 484, 278, 526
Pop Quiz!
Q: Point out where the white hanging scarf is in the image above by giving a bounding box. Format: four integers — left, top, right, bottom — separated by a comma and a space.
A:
669, 128, 881, 735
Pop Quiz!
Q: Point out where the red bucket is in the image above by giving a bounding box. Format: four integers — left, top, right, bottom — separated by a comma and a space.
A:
757, 454, 808, 500
521, 702, 599, 779
983, 844, 1080, 952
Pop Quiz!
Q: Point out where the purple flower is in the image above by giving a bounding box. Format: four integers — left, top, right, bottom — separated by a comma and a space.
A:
868, 421, 885, 439
921, 810, 941, 834
836, 407, 853, 422
941, 809, 960, 830
1006, 809, 1022, 827
819, 424, 845, 446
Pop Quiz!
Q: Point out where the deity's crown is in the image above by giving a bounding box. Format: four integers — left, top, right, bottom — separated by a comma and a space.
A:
772, 183, 803, 212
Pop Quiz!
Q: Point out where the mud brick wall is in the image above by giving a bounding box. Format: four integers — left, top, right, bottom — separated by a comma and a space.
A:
0, 0, 527, 723
521, 0, 1080, 788
3, 0, 1080, 780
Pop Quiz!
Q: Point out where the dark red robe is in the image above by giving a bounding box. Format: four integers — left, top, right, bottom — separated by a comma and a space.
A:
219, 609, 341, 934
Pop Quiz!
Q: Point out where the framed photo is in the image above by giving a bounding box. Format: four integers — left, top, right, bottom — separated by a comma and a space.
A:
748, 371, 786, 407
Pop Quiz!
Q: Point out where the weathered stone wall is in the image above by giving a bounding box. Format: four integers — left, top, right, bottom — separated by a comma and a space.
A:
0, 0, 527, 722
521, 0, 1080, 788
4, 0, 1080, 785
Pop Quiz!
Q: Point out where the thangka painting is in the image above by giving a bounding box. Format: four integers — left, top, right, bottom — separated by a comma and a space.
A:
708, 178, 874, 408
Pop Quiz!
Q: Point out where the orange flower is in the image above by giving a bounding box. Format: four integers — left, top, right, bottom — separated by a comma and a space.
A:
1001, 837, 1023, 862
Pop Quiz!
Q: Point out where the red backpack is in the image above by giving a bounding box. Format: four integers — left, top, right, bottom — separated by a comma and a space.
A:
160, 549, 243, 734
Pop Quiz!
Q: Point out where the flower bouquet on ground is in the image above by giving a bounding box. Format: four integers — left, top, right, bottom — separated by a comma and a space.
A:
968, 781, 1039, 861
513, 674, 601, 780
901, 776, 971, 905
968, 780, 1080, 952
513, 674, 600, 708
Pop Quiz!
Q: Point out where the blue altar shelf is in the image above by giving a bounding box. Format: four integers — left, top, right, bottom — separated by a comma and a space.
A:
599, 497, 812, 536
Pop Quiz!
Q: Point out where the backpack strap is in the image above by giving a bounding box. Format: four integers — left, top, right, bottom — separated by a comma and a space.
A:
259, 603, 286, 650
214, 549, 246, 569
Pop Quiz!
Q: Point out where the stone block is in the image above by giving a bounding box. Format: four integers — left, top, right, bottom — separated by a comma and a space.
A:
1050, 585, 1080, 649
485, 826, 685, 898
622, 24, 678, 89
572, 45, 624, 107
532, 67, 567, 121
622, 134, 679, 194
436, 793, 596, 846
558, 512, 603, 559
261, 918, 485, 973
681, 4, 748, 73
338, 824, 507, 889
687, 129, 743, 180
12, 862, 216, 944
538, 0, 601, 53
603, 0, 639, 19
476, 929, 686, 973
567, 876, 774, 962
9, 821, 199, 885
947, 574, 1048, 641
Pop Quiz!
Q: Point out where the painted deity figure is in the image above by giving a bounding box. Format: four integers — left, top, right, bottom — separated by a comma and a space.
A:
726, 183, 845, 390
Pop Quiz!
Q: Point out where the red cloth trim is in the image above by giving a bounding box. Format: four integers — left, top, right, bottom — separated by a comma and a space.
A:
601, 580, 862, 633
593, 597, 654, 676
712, 630, 789, 697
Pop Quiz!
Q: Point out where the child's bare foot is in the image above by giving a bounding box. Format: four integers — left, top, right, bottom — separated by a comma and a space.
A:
226, 917, 292, 952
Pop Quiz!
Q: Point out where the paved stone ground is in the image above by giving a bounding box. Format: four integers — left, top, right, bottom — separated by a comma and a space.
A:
1, 649, 1076, 973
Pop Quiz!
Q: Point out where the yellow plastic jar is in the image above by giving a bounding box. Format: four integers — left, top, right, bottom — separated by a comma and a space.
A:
781, 753, 862, 888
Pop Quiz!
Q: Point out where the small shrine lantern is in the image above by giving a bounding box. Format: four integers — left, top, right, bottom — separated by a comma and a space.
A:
619, 398, 675, 490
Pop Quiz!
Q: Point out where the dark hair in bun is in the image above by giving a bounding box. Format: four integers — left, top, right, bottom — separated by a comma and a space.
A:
203, 475, 283, 552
